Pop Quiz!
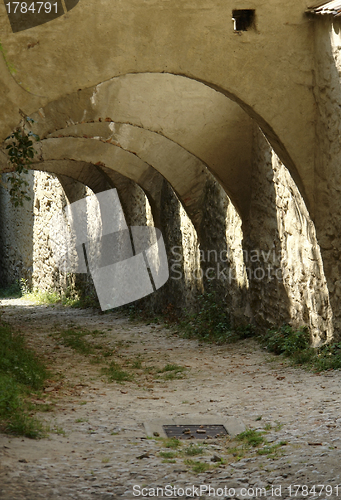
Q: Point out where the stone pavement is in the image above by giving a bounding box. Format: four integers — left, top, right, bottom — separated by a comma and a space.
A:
0, 300, 340, 499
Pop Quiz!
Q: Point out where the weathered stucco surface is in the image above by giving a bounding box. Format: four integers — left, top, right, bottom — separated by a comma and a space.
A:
0, 0, 316, 214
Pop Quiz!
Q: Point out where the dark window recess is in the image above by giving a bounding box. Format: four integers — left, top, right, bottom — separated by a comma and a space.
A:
232, 10, 255, 31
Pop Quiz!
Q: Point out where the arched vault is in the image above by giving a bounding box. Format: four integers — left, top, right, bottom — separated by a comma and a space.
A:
28, 74, 255, 219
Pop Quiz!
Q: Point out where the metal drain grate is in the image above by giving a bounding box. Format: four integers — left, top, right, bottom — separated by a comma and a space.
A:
163, 424, 228, 440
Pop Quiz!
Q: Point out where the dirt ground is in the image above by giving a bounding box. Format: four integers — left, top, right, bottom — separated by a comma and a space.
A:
0, 299, 341, 499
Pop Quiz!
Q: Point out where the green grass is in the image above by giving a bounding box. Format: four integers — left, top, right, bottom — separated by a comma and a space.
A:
183, 443, 205, 456
262, 324, 341, 371
101, 361, 134, 383
51, 329, 187, 385
3, 278, 100, 310
257, 441, 287, 457
159, 451, 178, 458
163, 437, 182, 449
222, 428, 288, 462
131, 358, 143, 369
236, 429, 266, 447
23, 289, 61, 305
0, 282, 22, 298
0, 322, 48, 388
0, 320, 50, 438
54, 328, 112, 358
184, 459, 210, 473
58, 329, 94, 355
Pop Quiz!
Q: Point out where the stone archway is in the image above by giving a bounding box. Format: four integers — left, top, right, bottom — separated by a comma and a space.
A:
0, 70, 333, 341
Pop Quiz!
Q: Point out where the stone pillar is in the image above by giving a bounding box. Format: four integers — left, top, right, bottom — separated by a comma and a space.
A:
312, 17, 341, 341
197, 176, 248, 325
243, 127, 291, 330
244, 125, 333, 344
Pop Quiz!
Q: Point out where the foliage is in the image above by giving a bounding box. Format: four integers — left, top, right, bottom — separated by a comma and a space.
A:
3, 120, 40, 207
52, 328, 111, 359
262, 324, 341, 371
263, 324, 310, 356
159, 451, 177, 459
179, 288, 255, 343
17, 278, 99, 309
0, 281, 22, 298
313, 342, 341, 371
0, 320, 50, 438
236, 429, 265, 447
163, 437, 181, 449
184, 459, 210, 473
183, 443, 204, 456
101, 361, 133, 383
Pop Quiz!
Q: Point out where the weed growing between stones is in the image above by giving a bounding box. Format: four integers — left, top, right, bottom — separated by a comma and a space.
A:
49, 327, 188, 386
101, 361, 134, 383
0, 319, 50, 438
50, 328, 112, 359
262, 324, 341, 371
153, 427, 287, 474
236, 429, 266, 447
183, 443, 205, 456
184, 459, 210, 473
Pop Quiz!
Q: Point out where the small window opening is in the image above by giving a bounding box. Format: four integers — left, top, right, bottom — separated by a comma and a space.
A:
232, 9, 255, 32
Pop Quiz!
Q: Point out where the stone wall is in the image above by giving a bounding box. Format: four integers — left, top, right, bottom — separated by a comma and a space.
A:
246, 128, 333, 344
311, 16, 341, 340
0, 171, 67, 290
0, 171, 35, 288
0, 170, 203, 314
0, 135, 333, 345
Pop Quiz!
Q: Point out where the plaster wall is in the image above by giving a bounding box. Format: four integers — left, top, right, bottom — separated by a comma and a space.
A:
0, 0, 316, 215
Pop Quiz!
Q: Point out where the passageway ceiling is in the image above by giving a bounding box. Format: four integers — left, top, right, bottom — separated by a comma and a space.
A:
25, 74, 254, 221
0, 0, 316, 214
28, 157, 166, 229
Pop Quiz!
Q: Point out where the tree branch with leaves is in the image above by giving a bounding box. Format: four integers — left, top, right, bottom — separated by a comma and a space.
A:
2, 116, 40, 207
